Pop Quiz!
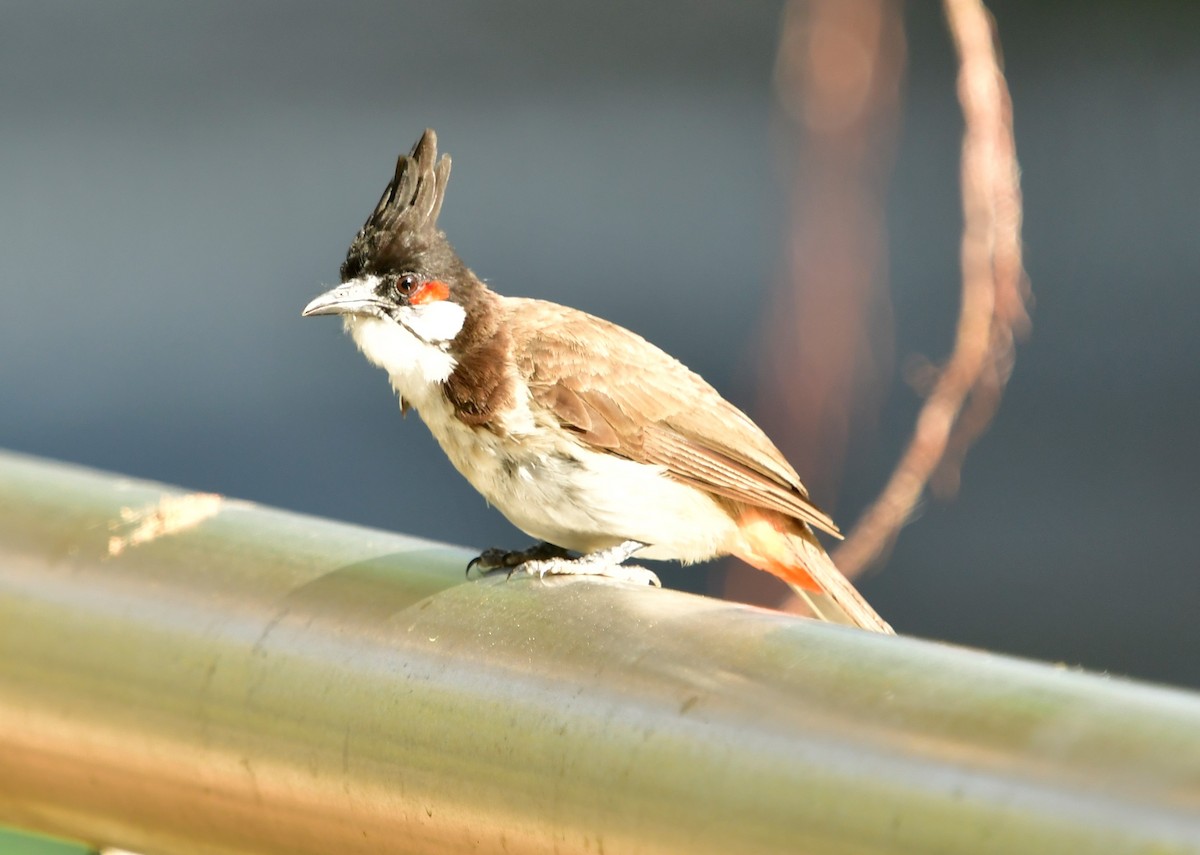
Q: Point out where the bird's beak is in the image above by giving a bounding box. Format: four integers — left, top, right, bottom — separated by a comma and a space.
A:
302, 278, 385, 318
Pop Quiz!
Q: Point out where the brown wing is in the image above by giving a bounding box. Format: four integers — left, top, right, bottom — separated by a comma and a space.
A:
508, 298, 841, 538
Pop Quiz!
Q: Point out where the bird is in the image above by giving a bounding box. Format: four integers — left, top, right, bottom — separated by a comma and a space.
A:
302, 129, 893, 634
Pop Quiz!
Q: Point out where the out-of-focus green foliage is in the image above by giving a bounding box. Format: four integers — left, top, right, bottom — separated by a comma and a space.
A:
0, 828, 89, 855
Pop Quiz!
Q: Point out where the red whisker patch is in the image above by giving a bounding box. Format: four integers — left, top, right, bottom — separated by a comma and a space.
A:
411, 280, 450, 305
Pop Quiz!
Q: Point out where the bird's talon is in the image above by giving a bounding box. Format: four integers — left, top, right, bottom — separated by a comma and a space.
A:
468, 541, 655, 587
468, 542, 572, 578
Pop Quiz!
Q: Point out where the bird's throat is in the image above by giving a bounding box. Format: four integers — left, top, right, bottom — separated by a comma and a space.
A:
346, 314, 461, 406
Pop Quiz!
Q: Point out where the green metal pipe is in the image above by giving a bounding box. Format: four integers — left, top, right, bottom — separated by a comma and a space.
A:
0, 450, 1197, 854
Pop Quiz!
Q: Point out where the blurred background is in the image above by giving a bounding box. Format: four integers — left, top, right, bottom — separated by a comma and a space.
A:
1, 1, 1196, 689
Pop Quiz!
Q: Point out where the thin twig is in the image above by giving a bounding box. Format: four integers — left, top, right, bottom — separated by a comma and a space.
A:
833, 0, 1030, 577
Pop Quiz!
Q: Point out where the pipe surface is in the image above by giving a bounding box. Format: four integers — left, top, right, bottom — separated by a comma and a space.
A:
0, 451, 1198, 854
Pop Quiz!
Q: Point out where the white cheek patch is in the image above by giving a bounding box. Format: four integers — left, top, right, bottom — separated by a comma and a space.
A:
339, 290, 465, 411
347, 316, 459, 399
406, 299, 466, 344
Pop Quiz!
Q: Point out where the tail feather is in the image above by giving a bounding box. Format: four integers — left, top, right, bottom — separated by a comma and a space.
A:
783, 530, 894, 634
731, 509, 894, 634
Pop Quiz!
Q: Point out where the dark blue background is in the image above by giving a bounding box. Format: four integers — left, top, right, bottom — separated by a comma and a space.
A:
2, 3, 1197, 687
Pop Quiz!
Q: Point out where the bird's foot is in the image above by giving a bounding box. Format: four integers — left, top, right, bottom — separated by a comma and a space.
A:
466, 541, 571, 577
518, 540, 660, 588
520, 557, 662, 587
468, 540, 660, 587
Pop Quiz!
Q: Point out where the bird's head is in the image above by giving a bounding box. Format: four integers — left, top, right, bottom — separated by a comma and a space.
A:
303, 129, 481, 353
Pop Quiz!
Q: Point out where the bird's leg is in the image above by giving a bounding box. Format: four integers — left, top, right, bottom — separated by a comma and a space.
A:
516, 540, 661, 588
467, 541, 571, 577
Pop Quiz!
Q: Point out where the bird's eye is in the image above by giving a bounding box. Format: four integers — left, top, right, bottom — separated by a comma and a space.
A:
396, 274, 418, 295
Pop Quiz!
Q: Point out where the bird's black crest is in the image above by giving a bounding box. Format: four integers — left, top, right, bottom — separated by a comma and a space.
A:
341, 129, 452, 281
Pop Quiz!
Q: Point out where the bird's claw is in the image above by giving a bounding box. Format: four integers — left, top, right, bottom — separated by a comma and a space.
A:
466, 539, 659, 587
466, 542, 572, 578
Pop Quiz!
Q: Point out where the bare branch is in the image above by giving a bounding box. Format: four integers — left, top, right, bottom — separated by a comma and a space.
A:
832, 0, 1031, 577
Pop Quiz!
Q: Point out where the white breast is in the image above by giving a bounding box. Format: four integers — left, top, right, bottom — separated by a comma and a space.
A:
409, 389, 736, 564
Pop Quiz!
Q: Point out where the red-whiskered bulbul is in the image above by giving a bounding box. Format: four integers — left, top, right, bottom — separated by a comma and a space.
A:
303, 130, 892, 633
